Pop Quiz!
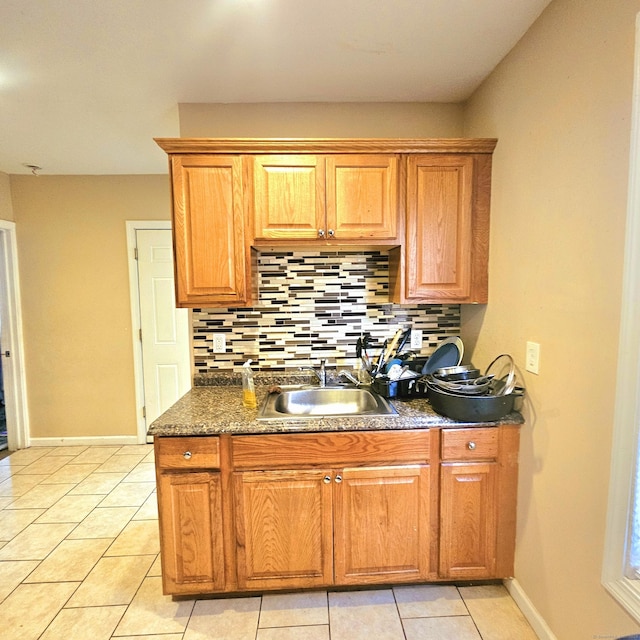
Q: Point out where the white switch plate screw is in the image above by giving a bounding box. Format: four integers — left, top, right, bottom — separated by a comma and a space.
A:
410, 329, 423, 350
213, 334, 226, 353
526, 341, 540, 374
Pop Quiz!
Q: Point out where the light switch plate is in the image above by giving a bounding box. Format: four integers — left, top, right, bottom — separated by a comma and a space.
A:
526, 341, 540, 374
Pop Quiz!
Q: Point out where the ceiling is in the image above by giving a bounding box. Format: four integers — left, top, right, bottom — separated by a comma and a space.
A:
0, 0, 552, 175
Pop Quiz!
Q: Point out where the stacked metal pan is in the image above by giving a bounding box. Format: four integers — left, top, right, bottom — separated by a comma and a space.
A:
425, 355, 524, 422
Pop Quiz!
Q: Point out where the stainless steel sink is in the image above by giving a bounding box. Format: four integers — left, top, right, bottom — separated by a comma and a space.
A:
258, 386, 398, 420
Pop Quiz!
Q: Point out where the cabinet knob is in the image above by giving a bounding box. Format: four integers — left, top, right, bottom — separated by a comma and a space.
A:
323, 475, 331, 484
335, 474, 343, 483
318, 229, 325, 238
183, 451, 192, 460
327, 229, 335, 238
467, 442, 477, 450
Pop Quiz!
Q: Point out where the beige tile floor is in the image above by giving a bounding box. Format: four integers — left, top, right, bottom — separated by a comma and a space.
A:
0, 444, 540, 640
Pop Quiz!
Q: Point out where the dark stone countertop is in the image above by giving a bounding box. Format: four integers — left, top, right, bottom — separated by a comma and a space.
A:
148, 374, 524, 436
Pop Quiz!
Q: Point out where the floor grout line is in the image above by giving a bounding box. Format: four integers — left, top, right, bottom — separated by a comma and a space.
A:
0, 444, 539, 640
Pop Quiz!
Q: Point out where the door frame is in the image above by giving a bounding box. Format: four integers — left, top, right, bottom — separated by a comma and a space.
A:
602, 12, 640, 621
0, 220, 29, 450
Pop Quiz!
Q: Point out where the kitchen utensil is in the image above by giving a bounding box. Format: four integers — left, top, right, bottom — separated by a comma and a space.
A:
433, 366, 480, 381
356, 336, 371, 373
394, 328, 412, 356
421, 336, 464, 374
373, 339, 388, 376
427, 375, 492, 395
427, 378, 524, 422
382, 328, 404, 366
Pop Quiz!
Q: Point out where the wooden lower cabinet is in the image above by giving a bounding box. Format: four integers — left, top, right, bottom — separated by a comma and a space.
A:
334, 465, 430, 584
439, 462, 498, 579
156, 471, 225, 595
154, 426, 519, 596
233, 464, 431, 590
438, 425, 519, 580
234, 469, 334, 590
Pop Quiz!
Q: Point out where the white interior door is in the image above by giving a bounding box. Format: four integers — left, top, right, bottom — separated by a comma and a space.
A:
136, 228, 190, 430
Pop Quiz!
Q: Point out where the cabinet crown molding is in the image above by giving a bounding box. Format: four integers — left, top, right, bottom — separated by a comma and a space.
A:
154, 137, 498, 155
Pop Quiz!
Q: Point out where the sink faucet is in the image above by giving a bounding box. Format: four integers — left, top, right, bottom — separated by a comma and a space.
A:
338, 370, 361, 386
300, 359, 327, 387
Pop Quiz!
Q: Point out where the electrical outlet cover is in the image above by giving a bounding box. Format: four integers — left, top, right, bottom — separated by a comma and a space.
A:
526, 341, 540, 374
410, 329, 423, 350
213, 334, 226, 353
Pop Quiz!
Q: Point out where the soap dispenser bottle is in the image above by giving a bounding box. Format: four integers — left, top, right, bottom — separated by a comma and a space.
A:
242, 359, 257, 408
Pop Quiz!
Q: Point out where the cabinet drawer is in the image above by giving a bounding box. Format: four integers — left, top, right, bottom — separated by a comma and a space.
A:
441, 428, 497, 461
232, 430, 430, 469
156, 436, 220, 470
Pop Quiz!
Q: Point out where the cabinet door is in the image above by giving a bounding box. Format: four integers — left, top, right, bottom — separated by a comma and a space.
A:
405, 155, 475, 301
252, 155, 326, 240
170, 155, 250, 307
157, 471, 225, 595
333, 465, 430, 585
234, 469, 333, 590
325, 155, 398, 240
439, 462, 498, 579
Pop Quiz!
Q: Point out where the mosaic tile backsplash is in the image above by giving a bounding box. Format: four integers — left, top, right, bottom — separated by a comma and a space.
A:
193, 250, 461, 373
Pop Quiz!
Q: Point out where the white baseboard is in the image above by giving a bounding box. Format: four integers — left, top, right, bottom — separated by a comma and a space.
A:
504, 578, 558, 640
29, 435, 143, 447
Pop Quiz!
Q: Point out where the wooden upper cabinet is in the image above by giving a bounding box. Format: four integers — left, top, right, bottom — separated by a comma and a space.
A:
407, 156, 473, 299
252, 155, 326, 241
390, 152, 492, 304
326, 155, 398, 241
155, 138, 496, 306
170, 155, 251, 307
252, 154, 399, 243
406, 155, 474, 300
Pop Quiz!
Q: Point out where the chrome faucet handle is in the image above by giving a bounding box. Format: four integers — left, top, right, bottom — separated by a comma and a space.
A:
338, 370, 361, 386
299, 365, 324, 386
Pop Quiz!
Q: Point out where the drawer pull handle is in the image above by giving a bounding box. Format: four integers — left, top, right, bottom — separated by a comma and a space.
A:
467, 442, 477, 450
183, 451, 192, 460
335, 474, 343, 484
323, 475, 331, 484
